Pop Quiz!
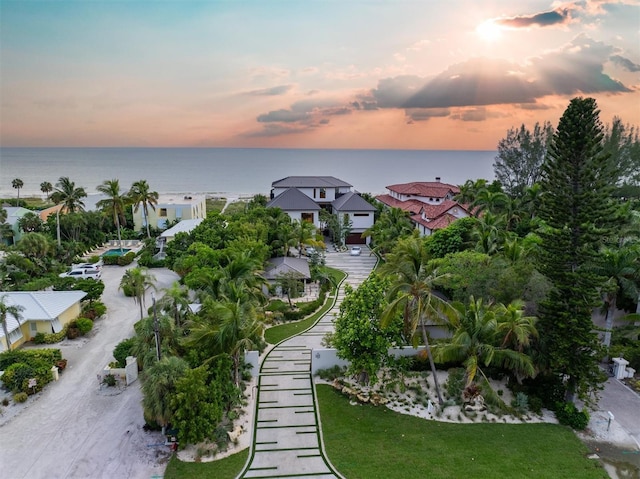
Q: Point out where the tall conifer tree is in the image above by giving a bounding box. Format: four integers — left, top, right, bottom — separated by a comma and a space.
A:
537, 97, 621, 402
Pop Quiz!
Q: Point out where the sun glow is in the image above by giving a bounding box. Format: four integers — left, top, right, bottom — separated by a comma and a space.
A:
476, 20, 503, 42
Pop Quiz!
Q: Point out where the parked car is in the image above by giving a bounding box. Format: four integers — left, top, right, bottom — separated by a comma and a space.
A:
59, 268, 102, 280
72, 260, 103, 271
350, 246, 362, 256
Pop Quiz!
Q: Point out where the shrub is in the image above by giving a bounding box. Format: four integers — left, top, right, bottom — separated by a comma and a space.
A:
67, 322, 80, 339
40, 326, 68, 344
528, 395, 543, 415
13, 392, 28, 403
76, 317, 94, 335
0, 349, 62, 370
555, 401, 589, 430
113, 338, 135, 368
102, 374, 117, 387
1, 398, 9, 406
444, 368, 466, 404
117, 252, 136, 266
511, 392, 529, 415
316, 365, 346, 381
2, 360, 52, 393
33, 332, 46, 344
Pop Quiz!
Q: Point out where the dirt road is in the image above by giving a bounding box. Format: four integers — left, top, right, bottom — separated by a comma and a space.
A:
0, 263, 179, 479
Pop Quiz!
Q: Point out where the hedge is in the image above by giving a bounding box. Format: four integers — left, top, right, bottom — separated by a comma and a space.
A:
0, 348, 62, 370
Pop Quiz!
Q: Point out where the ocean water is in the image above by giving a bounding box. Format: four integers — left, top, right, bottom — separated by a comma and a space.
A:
0, 148, 496, 197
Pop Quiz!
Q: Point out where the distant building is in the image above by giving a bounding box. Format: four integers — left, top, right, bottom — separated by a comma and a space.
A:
1, 206, 32, 245
375, 178, 470, 236
132, 194, 206, 232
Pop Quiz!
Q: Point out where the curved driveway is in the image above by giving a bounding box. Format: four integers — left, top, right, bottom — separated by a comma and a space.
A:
239, 247, 376, 479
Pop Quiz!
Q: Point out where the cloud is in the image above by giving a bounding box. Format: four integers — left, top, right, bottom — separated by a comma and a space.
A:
495, 8, 572, 28
517, 103, 553, 110
257, 109, 309, 123
610, 55, 640, 72
369, 34, 631, 113
450, 108, 489, 122
242, 123, 308, 138
405, 108, 451, 122
244, 85, 293, 96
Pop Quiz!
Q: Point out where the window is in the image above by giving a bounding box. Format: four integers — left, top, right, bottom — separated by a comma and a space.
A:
320, 188, 326, 199
343, 213, 349, 223
159, 208, 167, 217
9, 328, 23, 344
301, 212, 314, 223
30, 322, 38, 334
313, 188, 317, 199
354, 213, 369, 217
176, 208, 183, 219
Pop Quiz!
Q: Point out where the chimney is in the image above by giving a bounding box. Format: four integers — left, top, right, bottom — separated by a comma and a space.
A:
435, 177, 441, 182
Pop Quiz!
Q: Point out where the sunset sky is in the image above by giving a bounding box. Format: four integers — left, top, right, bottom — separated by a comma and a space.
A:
1, 0, 638, 150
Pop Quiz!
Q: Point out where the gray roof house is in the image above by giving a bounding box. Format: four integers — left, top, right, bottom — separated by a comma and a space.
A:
331, 192, 376, 244
0, 291, 87, 351
263, 257, 311, 281
266, 188, 322, 229
267, 176, 375, 245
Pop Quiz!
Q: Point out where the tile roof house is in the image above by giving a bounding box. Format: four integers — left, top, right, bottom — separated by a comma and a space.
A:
375, 179, 469, 236
0, 291, 87, 351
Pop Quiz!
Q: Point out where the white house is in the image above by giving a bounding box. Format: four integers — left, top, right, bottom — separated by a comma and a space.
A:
271, 176, 353, 206
132, 194, 206, 231
267, 176, 375, 243
331, 192, 376, 244
266, 188, 322, 229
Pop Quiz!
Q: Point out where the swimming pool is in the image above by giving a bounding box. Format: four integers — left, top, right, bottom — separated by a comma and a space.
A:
101, 248, 131, 257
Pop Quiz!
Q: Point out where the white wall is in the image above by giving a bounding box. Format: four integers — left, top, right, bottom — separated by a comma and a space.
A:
310, 346, 428, 375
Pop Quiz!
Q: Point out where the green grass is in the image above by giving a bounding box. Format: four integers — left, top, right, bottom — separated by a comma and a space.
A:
163, 449, 249, 479
205, 197, 227, 213
316, 385, 607, 479
264, 267, 346, 345
223, 200, 249, 215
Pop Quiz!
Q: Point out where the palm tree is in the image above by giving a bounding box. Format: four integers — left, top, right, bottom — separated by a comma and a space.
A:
141, 355, 189, 433
593, 246, 640, 349
11, 178, 24, 203
292, 219, 318, 257
96, 179, 128, 251
129, 180, 159, 239
157, 282, 191, 328
363, 207, 415, 256
51, 177, 87, 213
379, 235, 456, 404
432, 297, 537, 389
495, 299, 538, 352
119, 267, 156, 320
0, 294, 25, 351
184, 297, 263, 386
40, 181, 53, 200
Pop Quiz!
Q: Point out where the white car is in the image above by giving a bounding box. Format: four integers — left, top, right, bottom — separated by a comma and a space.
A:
350, 246, 362, 256
59, 268, 102, 280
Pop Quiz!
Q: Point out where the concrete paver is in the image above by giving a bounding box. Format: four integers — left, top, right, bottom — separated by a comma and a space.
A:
239, 246, 376, 478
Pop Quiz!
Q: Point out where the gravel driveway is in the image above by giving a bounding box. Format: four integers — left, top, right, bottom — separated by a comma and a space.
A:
0, 263, 180, 479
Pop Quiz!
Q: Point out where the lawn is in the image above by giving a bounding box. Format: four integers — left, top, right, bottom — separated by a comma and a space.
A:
265, 267, 346, 345
316, 385, 607, 479
205, 197, 227, 213
164, 449, 248, 479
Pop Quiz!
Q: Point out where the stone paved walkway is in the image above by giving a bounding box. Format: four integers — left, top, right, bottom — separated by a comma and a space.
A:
239, 247, 377, 478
